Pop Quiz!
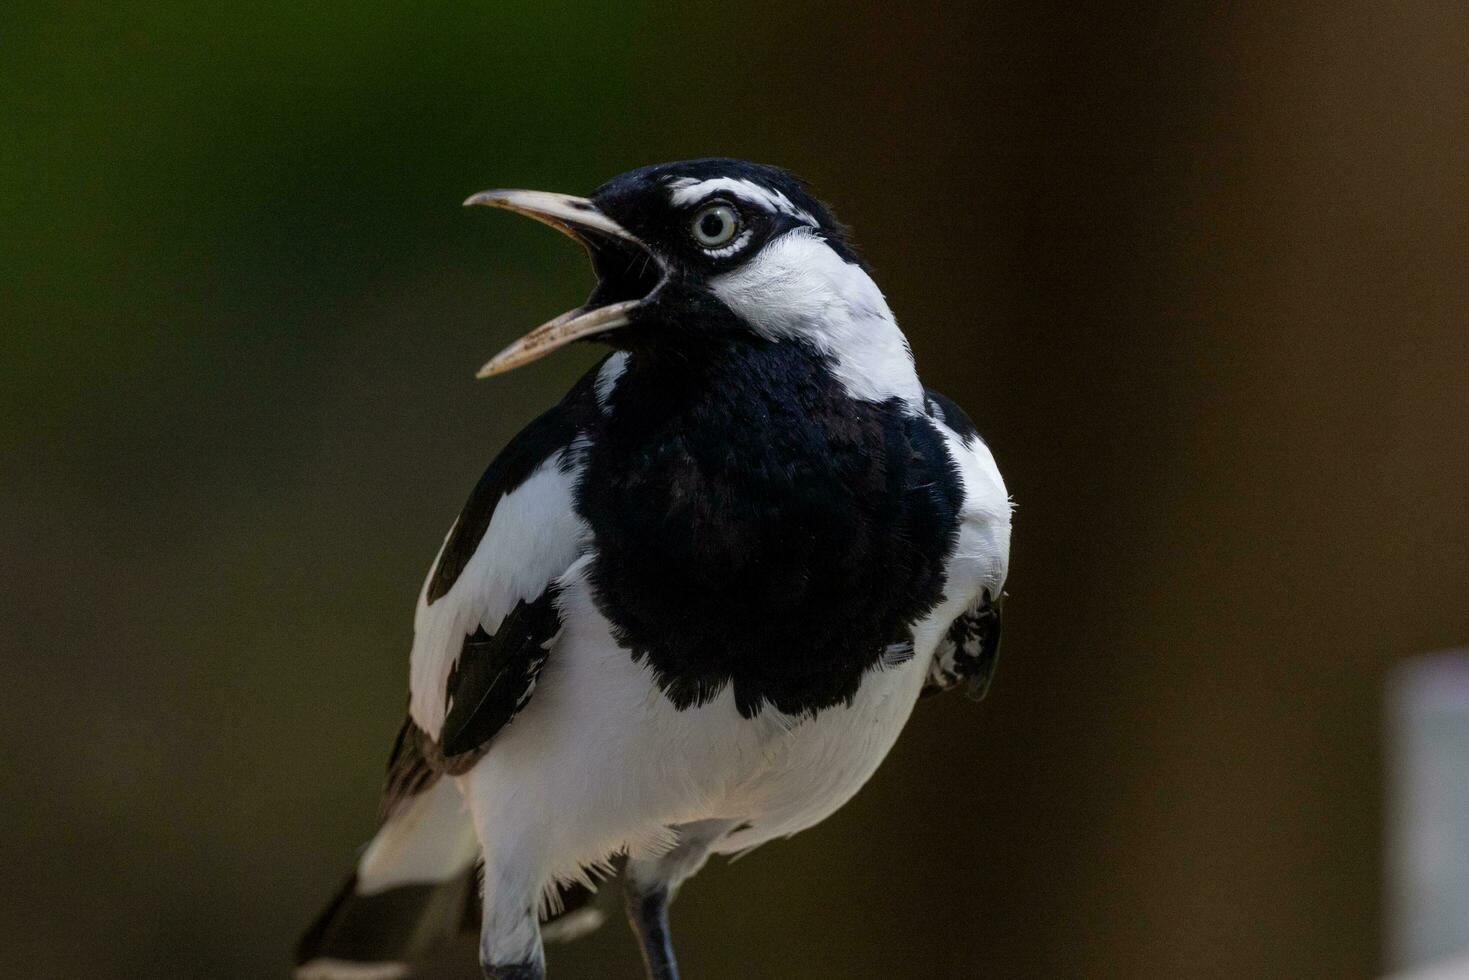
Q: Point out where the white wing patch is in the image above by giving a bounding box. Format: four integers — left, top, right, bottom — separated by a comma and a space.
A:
409, 449, 590, 740
940, 419, 1012, 607
918, 406, 1012, 694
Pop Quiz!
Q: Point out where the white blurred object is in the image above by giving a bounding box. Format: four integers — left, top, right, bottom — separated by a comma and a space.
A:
1387, 951, 1469, 980
1388, 651, 1469, 976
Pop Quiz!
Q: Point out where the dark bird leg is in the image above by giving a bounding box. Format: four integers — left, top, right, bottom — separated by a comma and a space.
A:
622, 818, 740, 980
482, 964, 544, 980
623, 880, 679, 980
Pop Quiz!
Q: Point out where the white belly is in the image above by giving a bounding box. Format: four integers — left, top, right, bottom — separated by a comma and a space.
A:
458, 560, 952, 878
707, 651, 929, 854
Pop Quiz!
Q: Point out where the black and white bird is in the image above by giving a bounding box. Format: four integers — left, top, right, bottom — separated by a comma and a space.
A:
296, 159, 1011, 980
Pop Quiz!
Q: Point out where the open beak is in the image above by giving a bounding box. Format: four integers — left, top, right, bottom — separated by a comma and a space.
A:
464, 189, 662, 377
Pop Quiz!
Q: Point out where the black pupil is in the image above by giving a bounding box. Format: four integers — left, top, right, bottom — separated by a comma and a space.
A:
700, 211, 727, 239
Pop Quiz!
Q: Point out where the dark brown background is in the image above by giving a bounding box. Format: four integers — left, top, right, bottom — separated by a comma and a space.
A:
5, 3, 1467, 978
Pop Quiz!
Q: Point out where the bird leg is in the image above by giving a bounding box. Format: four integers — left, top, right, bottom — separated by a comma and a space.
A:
621, 818, 739, 980
482, 963, 544, 980
623, 878, 679, 980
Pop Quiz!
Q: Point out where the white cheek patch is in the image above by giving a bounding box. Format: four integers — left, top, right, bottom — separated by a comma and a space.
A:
710, 230, 923, 407
665, 177, 818, 226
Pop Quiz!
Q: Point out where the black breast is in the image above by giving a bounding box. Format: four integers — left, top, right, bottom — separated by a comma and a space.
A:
577, 340, 963, 718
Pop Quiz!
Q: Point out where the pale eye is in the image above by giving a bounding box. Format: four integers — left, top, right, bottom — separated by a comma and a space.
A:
691, 204, 740, 248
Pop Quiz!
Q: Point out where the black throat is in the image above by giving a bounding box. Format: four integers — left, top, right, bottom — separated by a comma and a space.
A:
576, 338, 963, 718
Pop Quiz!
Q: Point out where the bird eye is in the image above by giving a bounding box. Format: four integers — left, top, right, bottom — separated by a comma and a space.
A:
691, 204, 740, 248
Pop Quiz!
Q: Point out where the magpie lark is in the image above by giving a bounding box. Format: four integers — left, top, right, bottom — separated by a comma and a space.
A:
295, 159, 1012, 980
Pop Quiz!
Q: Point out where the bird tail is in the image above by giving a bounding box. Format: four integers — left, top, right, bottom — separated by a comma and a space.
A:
294, 777, 479, 979
295, 777, 608, 979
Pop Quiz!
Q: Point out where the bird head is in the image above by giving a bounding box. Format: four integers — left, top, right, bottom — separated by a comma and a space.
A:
465, 159, 888, 379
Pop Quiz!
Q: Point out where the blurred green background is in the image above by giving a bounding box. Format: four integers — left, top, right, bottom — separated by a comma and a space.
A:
4, 3, 1468, 978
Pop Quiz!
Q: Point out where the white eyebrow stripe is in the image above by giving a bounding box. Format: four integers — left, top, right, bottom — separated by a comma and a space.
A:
665, 176, 818, 225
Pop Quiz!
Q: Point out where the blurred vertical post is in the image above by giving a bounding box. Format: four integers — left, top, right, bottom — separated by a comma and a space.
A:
1388, 652, 1469, 973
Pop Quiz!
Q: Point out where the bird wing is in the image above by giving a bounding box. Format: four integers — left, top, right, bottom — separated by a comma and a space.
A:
406, 377, 598, 764
925, 589, 1005, 699
921, 389, 1012, 698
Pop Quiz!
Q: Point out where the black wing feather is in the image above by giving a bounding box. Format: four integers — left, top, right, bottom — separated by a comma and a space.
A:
441, 587, 563, 757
